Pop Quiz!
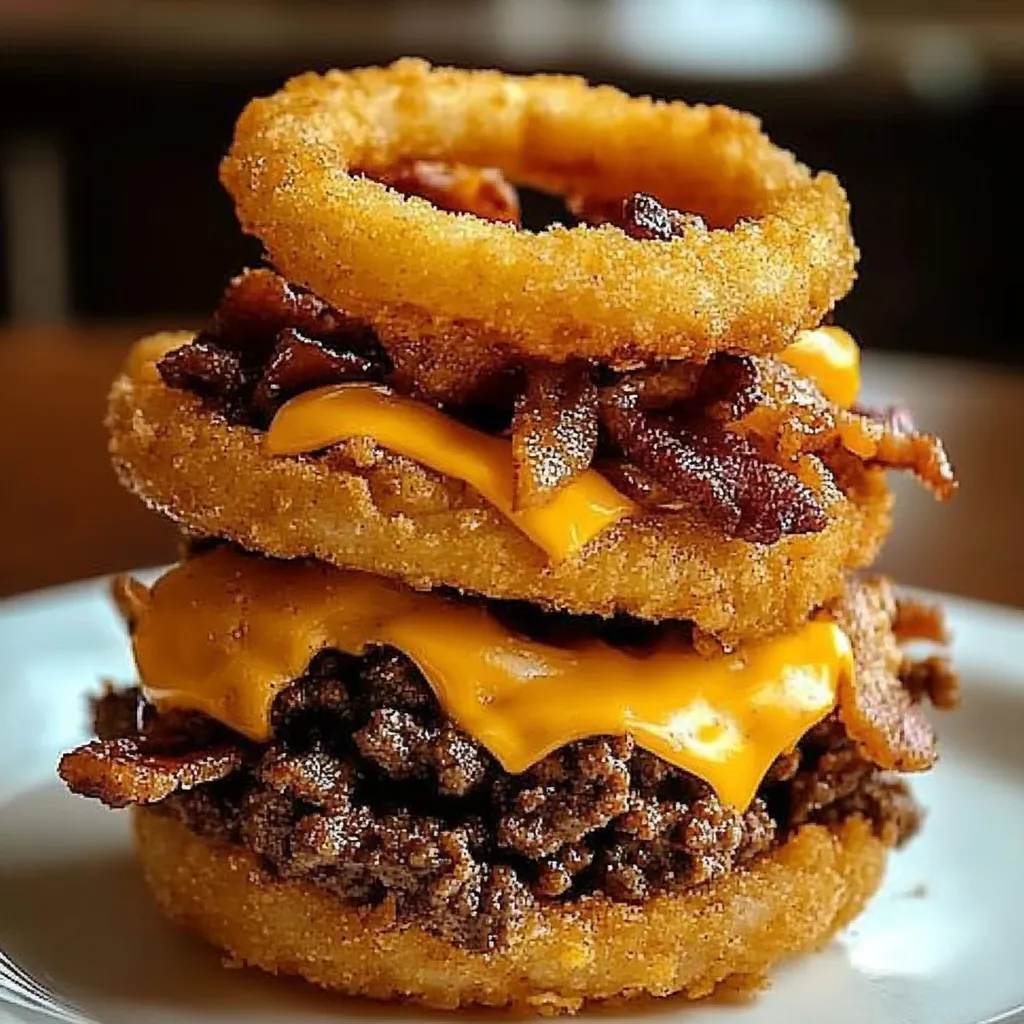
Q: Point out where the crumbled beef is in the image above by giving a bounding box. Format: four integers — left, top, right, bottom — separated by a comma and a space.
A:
65, 636, 926, 951
495, 737, 633, 858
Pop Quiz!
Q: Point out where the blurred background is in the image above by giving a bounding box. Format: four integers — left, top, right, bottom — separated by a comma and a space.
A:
0, 0, 1021, 602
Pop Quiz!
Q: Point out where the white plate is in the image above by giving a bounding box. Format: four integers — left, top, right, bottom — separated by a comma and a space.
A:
0, 576, 1022, 1024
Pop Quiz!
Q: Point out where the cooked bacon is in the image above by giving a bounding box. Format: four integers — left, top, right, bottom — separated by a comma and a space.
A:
570, 191, 706, 239
250, 328, 382, 420
734, 359, 957, 499
511, 363, 598, 509
208, 267, 367, 357
157, 338, 248, 402
894, 597, 950, 644
58, 737, 244, 809
867, 426, 957, 499
900, 655, 961, 710
376, 161, 520, 224
601, 390, 826, 544
604, 356, 760, 419
833, 577, 957, 773
157, 270, 390, 425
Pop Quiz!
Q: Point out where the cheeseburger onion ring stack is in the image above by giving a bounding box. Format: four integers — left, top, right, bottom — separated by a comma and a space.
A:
59, 61, 959, 1013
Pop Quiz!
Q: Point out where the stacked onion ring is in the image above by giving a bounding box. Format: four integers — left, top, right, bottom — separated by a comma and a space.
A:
60, 60, 957, 1015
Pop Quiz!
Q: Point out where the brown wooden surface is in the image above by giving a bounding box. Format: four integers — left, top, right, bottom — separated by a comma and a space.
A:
0, 328, 178, 598
1, 328, 1021, 607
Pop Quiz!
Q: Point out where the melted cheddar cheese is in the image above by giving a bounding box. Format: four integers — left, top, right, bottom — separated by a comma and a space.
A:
124, 548, 851, 809
261, 330, 859, 559
266, 383, 637, 561
781, 326, 860, 408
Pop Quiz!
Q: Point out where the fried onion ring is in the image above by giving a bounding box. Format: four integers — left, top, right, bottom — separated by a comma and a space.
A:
109, 335, 893, 642
134, 808, 889, 1013
221, 59, 857, 367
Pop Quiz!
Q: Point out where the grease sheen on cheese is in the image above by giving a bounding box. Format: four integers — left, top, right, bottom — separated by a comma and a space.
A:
261, 329, 860, 560
124, 547, 851, 809
780, 326, 860, 408
266, 383, 637, 561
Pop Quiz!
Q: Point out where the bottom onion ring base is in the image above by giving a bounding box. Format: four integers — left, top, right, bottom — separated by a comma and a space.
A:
134, 808, 888, 1014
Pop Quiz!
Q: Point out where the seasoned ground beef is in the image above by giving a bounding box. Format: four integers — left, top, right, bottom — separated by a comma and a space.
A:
72, 646, 920, 952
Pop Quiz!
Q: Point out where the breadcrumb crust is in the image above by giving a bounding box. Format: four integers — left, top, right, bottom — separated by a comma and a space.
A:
108, 337, 893, 642
134, 808, 889, 1014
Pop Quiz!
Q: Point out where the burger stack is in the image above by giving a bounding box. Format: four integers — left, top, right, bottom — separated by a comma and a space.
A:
59, 61, 958, 1013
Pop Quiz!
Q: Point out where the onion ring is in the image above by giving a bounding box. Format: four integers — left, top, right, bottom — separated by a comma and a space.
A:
221, 59, 857, 367
109, 336, 895, 644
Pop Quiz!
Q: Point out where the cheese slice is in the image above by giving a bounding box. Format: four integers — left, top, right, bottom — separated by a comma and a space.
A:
124, 547, 851, 809
266, 383, 636, 562
781, 326, 861, 408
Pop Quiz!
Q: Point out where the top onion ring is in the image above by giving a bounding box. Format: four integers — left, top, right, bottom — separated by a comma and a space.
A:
221, 58, 858, 366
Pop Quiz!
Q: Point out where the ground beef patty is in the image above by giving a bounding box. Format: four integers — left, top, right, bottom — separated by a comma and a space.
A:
63, 644, 922, 953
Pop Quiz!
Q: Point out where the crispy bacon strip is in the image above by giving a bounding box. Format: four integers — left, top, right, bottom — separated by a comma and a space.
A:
58, 738, 244, 809
376, 161, 520, 224
601, 391, 826, 544
512, 363, 599, 509
833, 578, 956, 772
734, 359, 957, 499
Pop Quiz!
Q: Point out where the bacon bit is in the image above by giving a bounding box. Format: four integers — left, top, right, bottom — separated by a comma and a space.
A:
157, 338, 248, 401
595, 459, 685, 511
733, 359, 957, 499
251, 328, 383, 422
210, 268, 362, 357
833, 578, 943, 773
606, 356, 760, 419
377, 162, 521, 224
868, 428, 957, 499
894, 598, 950, 644
601, 391, 827, 544
58, 737, 244, 809
571, 191, 706, 240
157, 270, 391, 426
900, 656, 961, 710
511, 363, 598, 509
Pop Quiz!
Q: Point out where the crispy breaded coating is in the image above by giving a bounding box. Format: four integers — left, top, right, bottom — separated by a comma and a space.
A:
134, 808, 889, 1014
108, 337, 893, 643
221, 60, 857, 374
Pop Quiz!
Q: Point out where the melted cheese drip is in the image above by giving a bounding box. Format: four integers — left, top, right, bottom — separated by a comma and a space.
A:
781, 326, 860, 408
126, 548, 851, 809
266, 383, 637, 561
